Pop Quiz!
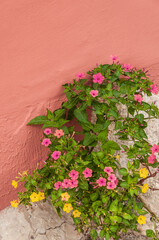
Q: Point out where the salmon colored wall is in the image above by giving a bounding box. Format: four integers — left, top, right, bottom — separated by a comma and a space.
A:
1, 0, 159, 210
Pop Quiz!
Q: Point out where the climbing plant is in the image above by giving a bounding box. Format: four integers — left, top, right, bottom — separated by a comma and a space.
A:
11, 56, 159, 240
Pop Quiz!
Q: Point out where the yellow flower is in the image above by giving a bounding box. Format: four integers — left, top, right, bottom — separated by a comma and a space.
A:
10, 200, 19, 208
61, 192, 70, 201
12, 180, 18, 188
73, 210, 81, 218
137, 215, 146, 225
139, 168, 149, 178
116, 154, 120, 161
38, 192, 45, 200
141, 184, 149, 193
30, 192, 40, 202
22, 170, 28, 176
63, 203, 73, 213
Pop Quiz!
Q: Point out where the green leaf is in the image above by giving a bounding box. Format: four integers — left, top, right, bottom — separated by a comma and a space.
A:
61, 126, 69, 134
102, 140, 121, 152
139, 128, 147, 139
122, 213, 133, 220
108, 109, 118, 119
106, 83, 112, 91
79, 181, 88, 190
90, 229, 98, 240
42, 119, 69, 129
109, 199, 118, 212
74, 109, 89, 123
128, 107, 135, 116
51, 192, 57, 201
105, 233, 110, 240
101, 196, 109, 204
146, 229, 155, 237
120, 181, 129, 188
115, 121, 123, 130
137, 209, 148, 215
109, 225, 118, 233
47, 109, 53, 119
98, 129, 108, 142
54, 109, 66, 120
110, 216, 122, 223
83, 133, 97, 146
99, 230, 105, 238
135, 114, 144, 123
92, 201, 102, 211
119, 168, 128, 176
27, 116, 48, 125
82, 197, 89, 204
63, 96, 79, 109
90, 192, 99, 201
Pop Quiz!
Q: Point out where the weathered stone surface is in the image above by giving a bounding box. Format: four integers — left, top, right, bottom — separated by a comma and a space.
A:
0, 201, 83, 240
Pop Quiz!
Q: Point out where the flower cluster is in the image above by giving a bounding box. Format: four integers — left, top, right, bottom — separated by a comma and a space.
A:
148, 144, 159, 164
30, 192, 45, 202
13, 56, 159, 239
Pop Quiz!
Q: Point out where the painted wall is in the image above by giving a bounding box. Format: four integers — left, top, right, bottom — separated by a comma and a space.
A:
1, 0, 159, 210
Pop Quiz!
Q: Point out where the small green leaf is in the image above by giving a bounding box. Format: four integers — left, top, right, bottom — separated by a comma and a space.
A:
109, 199, 118, 212
122, 213, 133, 220
90, 229, 98, 240
27, 116, 48, 125
115, 121, 123, 130
110, 216, 122, 223
83, 133, 97, 146
135, 114, 144, 123
146, 229, 155, 237
109, 225, 118, 233
99, 230, 105, 238
90, 192, 99, 201
102, 140, 120, 152
79, 181, 88, 190
119, 168, 128, 176
98, 129, 108, 142
120, 181, 129, 188
74, 109, 89, 123
105, 233, 110, 240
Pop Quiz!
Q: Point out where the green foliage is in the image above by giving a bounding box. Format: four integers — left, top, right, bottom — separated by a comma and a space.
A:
15, 60, 159, 240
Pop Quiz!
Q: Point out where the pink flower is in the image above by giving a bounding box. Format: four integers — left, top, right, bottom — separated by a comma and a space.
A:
69, 170, 79, 180
51, 151, 61, 160
148, 154, 156, 164
108, 174, 117, 182
96, 177, 106, 187
134, 94, 143, 104
122, 64, 133, 72
54, 181, 62, 190
151, 144, 159, 154
110, 55, 118, 61
90, 90, 98, 98
107, 181, 116, 189
82, 168, 92, 178
93, 73, 105, 84
114, 178, 119, 186
104, 167, 113, 174
62, 179, 71, 188
76, 72, 86, 79
42, 138, 51, 147
150, 84, 159, 95
44, 128, 51, 135
54, 129, 64, 138
69, 179, 78, 188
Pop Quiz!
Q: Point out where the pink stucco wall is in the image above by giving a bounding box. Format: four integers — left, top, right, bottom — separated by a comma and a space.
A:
1, 0, 159, 210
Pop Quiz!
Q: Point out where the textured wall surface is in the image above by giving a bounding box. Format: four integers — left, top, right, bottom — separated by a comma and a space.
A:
1, 0, 159, 209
